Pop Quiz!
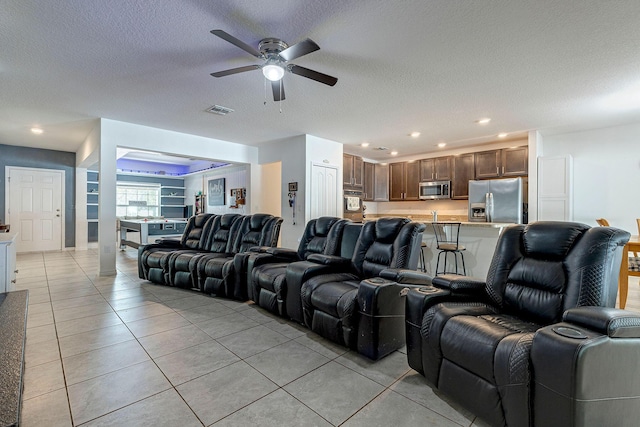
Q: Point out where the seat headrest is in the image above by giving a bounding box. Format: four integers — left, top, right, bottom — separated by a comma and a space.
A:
193, 214, 212, 227
220, 213, 240, 228
315, 216, 341, 236
523, 221, 590, 258
374, 217, 412, 243
250, 213, 274, 230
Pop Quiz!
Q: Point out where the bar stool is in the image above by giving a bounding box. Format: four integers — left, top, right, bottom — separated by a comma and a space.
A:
432, 222, 466, 275
419, 241, 428, 273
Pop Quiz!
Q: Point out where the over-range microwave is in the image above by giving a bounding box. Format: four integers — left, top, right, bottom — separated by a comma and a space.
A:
419, 180, 451, 200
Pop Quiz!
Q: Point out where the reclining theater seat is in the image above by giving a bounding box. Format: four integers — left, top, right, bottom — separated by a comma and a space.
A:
138, 214, 215, 285
195, 213, 283, 300
168, 214, 241, 289
247, 216, 349, 316
293, 217, 426, 357
405, 222, 635, 427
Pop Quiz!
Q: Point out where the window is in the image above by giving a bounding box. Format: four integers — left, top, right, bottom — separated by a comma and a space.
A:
116, 183, 160, 218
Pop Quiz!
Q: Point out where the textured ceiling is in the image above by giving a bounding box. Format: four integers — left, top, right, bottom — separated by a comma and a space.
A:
2, 0, 640, 161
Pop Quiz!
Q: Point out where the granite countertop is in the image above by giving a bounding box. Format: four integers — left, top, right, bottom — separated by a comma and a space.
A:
364, 214, 515, 228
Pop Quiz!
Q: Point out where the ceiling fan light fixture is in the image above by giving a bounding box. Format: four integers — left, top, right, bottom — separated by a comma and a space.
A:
262, 64, 285, 81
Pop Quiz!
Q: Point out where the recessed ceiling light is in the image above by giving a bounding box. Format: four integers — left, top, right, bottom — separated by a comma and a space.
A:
361, 142, 370, 147
410, 132, 421, 138
31, 127, 43, 134
437, 142, 447, 148
390, 151, 398, 156
476, 118, 491, 125
497, 133, 508, 138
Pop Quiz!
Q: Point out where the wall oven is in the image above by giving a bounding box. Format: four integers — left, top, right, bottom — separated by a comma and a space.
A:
343, 190, 364, 223
419, 180, 451, 200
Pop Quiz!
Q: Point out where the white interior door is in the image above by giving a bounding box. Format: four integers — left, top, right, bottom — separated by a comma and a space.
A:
6, 167, 64, 252
310, 163, 339, 219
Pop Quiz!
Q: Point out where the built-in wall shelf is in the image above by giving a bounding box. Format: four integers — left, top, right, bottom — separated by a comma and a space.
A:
87, 171, 100, 242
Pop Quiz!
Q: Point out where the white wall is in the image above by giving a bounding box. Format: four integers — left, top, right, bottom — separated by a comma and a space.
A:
183, 165, 250, 215
259, 135, 306, 249
542, 122, 640, 233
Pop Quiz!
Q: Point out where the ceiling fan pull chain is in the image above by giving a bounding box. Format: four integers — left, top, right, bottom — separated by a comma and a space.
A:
264, 77, 267, 106
279, 80, 283, 113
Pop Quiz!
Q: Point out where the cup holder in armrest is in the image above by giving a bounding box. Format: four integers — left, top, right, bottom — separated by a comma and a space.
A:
552, 326, 588, 339
418, 286, 439, 294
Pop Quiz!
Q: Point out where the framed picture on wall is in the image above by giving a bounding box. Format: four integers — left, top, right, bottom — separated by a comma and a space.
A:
208, 178, 225, 206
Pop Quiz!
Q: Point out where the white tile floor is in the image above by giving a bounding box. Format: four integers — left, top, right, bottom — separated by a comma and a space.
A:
15, 249, 640, 426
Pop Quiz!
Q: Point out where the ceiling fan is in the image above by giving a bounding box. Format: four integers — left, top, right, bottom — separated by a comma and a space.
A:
209, 29, 338, 101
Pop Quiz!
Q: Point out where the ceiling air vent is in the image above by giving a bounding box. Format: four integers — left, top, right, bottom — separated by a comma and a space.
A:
205, 105, 234, 116
375, 147, 389, 151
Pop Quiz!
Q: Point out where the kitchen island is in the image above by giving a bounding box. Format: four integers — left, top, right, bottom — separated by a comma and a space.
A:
421, 221, 515, 279
365, 214, 516, 279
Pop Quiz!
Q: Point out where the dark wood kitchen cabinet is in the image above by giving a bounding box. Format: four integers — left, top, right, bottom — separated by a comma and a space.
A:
343, 154, 363, 189
373, 163, 389, 201
390, 161, 420, 201
502, 146, 528, 176
474, 149, 502, 179
363, 162, 375, 201
475, 146, 528, 179
420, 156, 452, 181
451, 153, 474, 199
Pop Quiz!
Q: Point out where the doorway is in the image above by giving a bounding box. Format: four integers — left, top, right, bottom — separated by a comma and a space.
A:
310, 163, 339, 219
5, 166, 64, 252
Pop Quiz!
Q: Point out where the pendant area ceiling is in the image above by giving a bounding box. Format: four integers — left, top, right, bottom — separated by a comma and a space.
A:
2, 1, 640, 160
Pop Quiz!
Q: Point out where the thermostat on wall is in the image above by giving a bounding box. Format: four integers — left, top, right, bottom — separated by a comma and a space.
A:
288, 182, 298, 191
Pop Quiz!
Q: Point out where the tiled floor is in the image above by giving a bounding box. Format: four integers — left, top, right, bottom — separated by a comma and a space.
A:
15, 249, 640, 426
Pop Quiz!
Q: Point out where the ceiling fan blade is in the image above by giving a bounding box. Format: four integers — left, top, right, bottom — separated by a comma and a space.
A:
271, 80, 285, 101
210, 29, 263, 58
210, 65, 260, 77
279, 38, 320, 62
289, 65, 338, 86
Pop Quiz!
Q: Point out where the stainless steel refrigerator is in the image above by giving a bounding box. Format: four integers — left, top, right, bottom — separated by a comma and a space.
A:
468, 177, 523, 223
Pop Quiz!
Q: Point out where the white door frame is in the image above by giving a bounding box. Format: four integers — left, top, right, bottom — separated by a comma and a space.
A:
5, 166, 66, 251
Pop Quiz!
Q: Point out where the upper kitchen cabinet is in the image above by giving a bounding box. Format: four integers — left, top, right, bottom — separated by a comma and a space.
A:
451, 153, 474, 199
363, 162, 375, 201
474, 146, 528, 179
390, 161, 420, 201
474, 149, 502, 179
343, 153, 364, 190
420, 156, 452, 181
374, 163, 389, 201
501, 146, 528, 176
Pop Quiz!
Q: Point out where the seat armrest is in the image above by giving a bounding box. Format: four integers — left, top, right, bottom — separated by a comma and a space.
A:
265, 247, 301, 261
405, 286, 453, 326
356, 278, 411, 359
563, 307, 640, 338
432, 274, 486, 295
306, 254, 351, 267
249, 246, 272, 253
379, 268, 433, 285
141, 240, 184, 250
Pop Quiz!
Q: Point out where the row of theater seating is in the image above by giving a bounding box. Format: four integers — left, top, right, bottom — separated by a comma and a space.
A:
138, 213, 283, 300
139, 215, 640, 426
139, 214, 426, 359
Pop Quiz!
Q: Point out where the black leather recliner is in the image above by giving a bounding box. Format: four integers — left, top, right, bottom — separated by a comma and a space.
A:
247, 216, 349, 316
287, 217, 426, 359
137, 214, 215, 284
404, 222, 638, 427
195, 213, 283, 300
168, 213, 242, 289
